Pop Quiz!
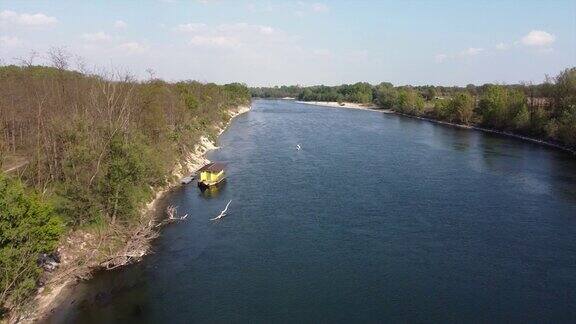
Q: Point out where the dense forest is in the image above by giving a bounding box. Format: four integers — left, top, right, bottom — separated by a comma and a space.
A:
251, 67, 576, 148
0, 52, 250, 314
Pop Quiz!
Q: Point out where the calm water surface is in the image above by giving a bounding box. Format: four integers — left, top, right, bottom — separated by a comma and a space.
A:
50, 99, 576, 323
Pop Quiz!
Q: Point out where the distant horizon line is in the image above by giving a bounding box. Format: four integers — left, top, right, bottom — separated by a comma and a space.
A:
2, 61, 571, 88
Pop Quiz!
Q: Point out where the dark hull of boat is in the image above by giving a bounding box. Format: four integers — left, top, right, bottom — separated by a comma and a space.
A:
198, 177, 226, 189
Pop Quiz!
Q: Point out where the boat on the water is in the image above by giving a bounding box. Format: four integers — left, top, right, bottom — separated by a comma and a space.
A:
197, 162, 226, 189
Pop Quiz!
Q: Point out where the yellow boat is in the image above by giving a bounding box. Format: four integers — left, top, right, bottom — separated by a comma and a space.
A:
197, 162, 226, 188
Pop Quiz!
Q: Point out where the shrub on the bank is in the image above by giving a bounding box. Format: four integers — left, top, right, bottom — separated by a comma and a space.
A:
0, 175, 63, 309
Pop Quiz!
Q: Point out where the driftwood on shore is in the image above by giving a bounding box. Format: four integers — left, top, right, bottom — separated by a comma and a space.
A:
100, 220, 158, 270
211, 200, 232, 221
166, 205, 188, 221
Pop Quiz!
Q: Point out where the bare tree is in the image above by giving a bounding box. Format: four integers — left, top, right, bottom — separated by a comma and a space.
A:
74, 55, 90, 75
13, 50, 39, 67
145, 68, 156, 81
47, 47, 71, 71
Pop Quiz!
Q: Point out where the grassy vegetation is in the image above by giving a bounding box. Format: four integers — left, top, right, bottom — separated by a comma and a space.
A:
0, 58, 250, 314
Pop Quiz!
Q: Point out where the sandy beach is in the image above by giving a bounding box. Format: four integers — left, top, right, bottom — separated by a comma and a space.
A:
295, 101, 392, 113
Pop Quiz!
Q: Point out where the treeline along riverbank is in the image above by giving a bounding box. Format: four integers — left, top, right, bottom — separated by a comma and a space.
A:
0, 51, 250, 320
251, 67, 576, 151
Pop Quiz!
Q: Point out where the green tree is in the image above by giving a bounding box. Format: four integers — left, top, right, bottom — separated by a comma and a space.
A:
433, 98, 450, 119
449, 92, 475, 124
0, 175, 63, 308
425, 87, 437, 101
556, 107, 576, 145
347, 82, 373, 104
479, 85, 509, 128
375, 84, 398, 109
100, 134, 163, 224
397, 88, 425, 115
553, 67, 576, 114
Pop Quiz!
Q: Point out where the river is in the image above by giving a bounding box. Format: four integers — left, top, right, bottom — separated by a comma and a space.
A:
48, 99, 576, 323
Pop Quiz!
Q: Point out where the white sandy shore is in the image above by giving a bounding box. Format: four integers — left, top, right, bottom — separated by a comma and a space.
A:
296, 100, 391, 113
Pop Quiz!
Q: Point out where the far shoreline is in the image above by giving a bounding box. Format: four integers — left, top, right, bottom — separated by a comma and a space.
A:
293, 99, 576, 156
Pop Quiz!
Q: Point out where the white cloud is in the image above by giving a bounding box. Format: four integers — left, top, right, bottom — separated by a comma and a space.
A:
178, 22, 277, 49
0, 35, 22, 47
495, 42, 509, 50
117, 42, 148, 53
435, 53, 448, 63
311, 48, 333, 59
247, 2, 274, 13
216, 23, 275, 35
294, 2, 329, 16
521, 30, 555, 47
189, 35, 240, 48
460, 47, 484, 56
0, 9, 58, 26
311, 3, 329, 12
114, 20, 127, 29
81, 31, 112, 42
435, 47, 484, 63
259, 26, 274, 35
174, 23, 207, 33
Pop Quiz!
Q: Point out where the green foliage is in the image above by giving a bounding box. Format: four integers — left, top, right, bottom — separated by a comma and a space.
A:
296, 82, 373, 104
100, 134, 163, 223
556, 107, 576, 145
512, 105, 530, 130
433, 98, 450, 120
224, 83, 251, 105
185, 94, 199, 111
375, 83, 398, 109
396, 88, 425, 115
449, 92, 475, 124
479, 85, 530, 131
348, 82, 373, 103
553, 67, 576, 113
479, 85, 509, 128
0, 174, 63, 307
425, 87, 437, 100
250, 85, 301, 99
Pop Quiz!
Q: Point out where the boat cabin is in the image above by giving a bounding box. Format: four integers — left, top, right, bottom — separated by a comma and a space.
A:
198, 162, 226, 187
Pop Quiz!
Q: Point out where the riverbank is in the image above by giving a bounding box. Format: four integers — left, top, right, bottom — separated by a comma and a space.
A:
392, 111, 576, 155
296, 100, 387, 113
12, 105, 251, 323
298, 100, 575, 155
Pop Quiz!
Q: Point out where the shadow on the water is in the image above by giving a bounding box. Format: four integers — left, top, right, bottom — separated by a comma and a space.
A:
198, 180, 227, 199
48, 264, 153, 323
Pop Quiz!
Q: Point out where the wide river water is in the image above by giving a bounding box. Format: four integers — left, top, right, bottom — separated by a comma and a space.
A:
49, 99, 576, 323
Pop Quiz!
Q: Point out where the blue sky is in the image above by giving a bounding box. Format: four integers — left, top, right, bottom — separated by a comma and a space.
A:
0, 0, 574, 86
